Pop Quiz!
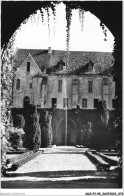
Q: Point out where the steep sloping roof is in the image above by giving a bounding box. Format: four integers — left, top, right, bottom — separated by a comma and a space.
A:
14, 49, 56, 70
64, 60, 94, 75
46, 59, 66, 74
14, 48, 114, 74
32, 73, 45, 78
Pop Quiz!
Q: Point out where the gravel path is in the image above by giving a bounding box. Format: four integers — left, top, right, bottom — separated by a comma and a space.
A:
15, 153, 96, 173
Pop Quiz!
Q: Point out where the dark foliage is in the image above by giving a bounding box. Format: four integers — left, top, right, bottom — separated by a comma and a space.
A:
24, 104, 41, 150
12, 108, 116, 149
9, 131, 23, 150
13, 114, 25, 128
40, 111, 53, 147
112, 39, 122, 167
8, 114, 25, 150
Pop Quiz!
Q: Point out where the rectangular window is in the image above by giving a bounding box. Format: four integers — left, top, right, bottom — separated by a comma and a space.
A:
112, 99, 116, 108
72, 79, 78, 95
30, 83, 32, 88
72, 85, 78, 95
88, 81, 93, 93
52, 98, 57, 108
82, 98, 87, 108
63, 98, 69, 108
58, 80, 62, 92
27, 62, 30, 72
94, 99, 99, 108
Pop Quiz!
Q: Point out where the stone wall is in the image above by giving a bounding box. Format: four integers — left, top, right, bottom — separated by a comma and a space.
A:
13, 53, 115, 110
13, 53, 43, 108
47, 75, 115, 110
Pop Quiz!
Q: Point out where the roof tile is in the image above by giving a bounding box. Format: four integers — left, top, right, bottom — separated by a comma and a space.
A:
14, 49, 114, 74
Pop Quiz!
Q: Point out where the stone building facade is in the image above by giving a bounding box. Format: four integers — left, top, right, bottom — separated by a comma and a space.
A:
12, 48, 115, 146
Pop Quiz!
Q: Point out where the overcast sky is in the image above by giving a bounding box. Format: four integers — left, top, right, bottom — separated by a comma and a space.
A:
14, 2, 114, 52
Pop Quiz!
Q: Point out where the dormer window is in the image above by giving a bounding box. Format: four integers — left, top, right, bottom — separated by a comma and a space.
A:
58, 60, 65, 71
27, 62, 30, 72
88, 61, 93, 72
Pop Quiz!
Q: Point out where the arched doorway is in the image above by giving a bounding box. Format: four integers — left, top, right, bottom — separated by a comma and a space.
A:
57, 119, 76, 146
23, 96, 30, 108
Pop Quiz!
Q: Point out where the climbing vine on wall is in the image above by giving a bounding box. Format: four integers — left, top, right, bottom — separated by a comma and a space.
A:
39, 2, 57, 38
38, 2, 84, 51
79, 8, 84, 32
1, 34, 17, 175
100, 22, 107, 41
65, 3, 72, 51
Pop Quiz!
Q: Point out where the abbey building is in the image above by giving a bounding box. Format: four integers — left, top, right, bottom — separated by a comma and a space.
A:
13, 48, 115, 110
12, 48, 115, 146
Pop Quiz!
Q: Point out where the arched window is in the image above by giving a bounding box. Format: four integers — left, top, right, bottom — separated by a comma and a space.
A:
27, 62, 30, 72
23, 96, 30, 108
88, 61, 94, 72
16, 79, 20, 90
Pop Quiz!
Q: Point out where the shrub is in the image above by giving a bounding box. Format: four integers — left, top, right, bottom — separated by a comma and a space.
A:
40, 111, 53, 147
31, 112, 41, 150
13, 114, 25, 128
1, 113, 13, 175
9, 114, 25, 150
24, 104, 41, 150
1, 134, 10, 175
46, 113, 53, 147
9, 127, 25, 150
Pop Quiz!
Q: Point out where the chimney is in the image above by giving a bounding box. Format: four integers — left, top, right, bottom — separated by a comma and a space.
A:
48, 47, 52, 53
